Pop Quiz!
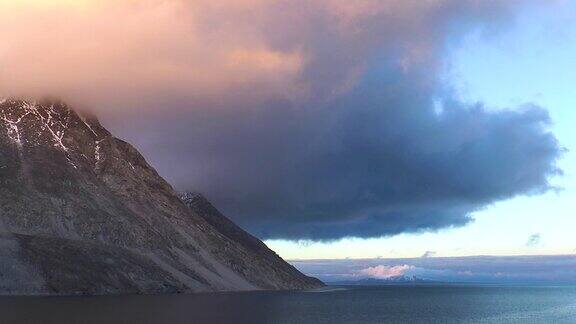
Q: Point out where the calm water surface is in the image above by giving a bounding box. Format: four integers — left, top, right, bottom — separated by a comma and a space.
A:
1, 285, 575, 323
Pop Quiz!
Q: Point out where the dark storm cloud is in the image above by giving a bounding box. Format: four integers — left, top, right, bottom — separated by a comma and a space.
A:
141, 96, 560, 241
91, 0, 562, 240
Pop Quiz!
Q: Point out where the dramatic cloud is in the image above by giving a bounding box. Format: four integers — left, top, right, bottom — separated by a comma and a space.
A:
0, 0, 564, 240
292, 255, 576, 284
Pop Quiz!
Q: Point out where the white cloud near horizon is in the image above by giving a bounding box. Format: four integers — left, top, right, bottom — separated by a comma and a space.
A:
357, 265, 415, 279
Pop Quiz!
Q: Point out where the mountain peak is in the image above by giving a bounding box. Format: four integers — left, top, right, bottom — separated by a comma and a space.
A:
0, 98, 111, 169
0, 98, 107, 146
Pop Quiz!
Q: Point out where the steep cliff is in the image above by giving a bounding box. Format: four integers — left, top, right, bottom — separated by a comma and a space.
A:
0, 98, 322, 295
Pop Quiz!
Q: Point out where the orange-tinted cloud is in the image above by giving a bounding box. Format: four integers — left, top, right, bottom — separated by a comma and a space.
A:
0, 0, 491, 112
0, 0, 309, 110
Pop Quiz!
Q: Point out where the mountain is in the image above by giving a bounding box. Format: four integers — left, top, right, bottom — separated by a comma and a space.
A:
332, 276, 435, 285
0, 98, 322, 295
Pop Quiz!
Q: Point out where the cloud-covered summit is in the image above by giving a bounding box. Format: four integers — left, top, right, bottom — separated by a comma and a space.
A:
0, 0, 564, 240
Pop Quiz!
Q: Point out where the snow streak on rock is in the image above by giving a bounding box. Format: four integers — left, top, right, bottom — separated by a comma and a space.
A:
1, 108, 29, 146
0, 100, 72, 150
0, 99, 77, 167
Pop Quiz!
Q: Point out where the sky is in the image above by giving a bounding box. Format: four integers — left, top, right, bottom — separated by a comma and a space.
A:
292, 255, 576, 284
0, 0, 574, 269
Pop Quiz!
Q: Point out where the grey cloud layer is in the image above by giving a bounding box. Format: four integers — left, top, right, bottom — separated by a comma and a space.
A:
123, 86, 560, 240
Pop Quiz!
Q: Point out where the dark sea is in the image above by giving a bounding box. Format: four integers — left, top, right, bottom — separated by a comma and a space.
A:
1, 285, 575, 323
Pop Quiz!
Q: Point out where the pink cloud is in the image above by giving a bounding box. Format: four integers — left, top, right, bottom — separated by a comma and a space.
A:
0, 0, 307, 110
357, 265, 415, 279
0, 0, 512, 113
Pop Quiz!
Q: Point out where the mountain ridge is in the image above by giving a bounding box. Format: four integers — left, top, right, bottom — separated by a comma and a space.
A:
0, 98, 322, 295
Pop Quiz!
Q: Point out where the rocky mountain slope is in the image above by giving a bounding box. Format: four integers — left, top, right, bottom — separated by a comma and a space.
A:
0, 98, 322, 295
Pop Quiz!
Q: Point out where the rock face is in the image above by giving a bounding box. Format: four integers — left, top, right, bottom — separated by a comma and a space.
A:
0, 98, 322, 295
